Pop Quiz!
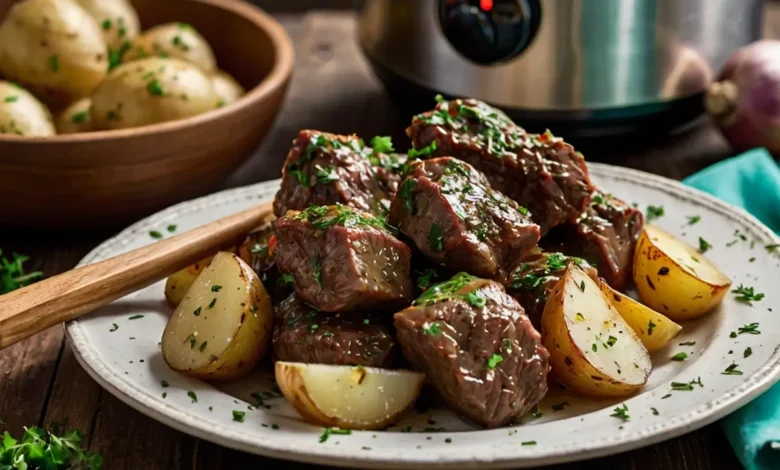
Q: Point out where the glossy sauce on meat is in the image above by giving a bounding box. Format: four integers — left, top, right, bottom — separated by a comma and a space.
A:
273, 204, 413, 312
407, 97, 594, 234
394, 273, 549, 428
389, 157, 540, 278
272, 293, 395, 367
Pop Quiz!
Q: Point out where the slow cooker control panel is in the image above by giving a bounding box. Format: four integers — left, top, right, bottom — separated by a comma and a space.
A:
438, 0, 541, 65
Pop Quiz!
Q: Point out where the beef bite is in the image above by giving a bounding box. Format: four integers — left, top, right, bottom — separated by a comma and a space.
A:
389, 157, 540, 278
504, 251, 597, 327
543, 191, 643, 290
272, 293, 395, 367
394, 273, 549, 428
273, 204, 413, 312
407, 97, 594, 234
273, 130, 401, 218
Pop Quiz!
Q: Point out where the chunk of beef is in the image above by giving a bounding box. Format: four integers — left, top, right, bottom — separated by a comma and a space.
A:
388, 157, 540, 278
274, 204, 413, 312
272, 294, 395, 367
407, 98, 594, 234
542, 191, 643, 290
394, 273, 549, 428
503, 251, 598, 327
273, 130, 397, 218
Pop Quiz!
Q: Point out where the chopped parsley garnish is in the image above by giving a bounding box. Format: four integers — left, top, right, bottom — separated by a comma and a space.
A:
420, 322, 442, 335
670, 382, 694, 391
429, 223, 443, 251
646, 205, 664, 222
647, 320, 656, 336
187, 333, 196, 349
319, 427, 351, 443
698, 237, 712, 253
128, 314, 144, 320
671, 352, 687, 361
546, 253, 567, 271
767, 244, 780, 253
575, 312, 585, 322
398, 179, 416, 214
278, 273, 294, 285
517, 206, 529, 216
744, 347, 753, 358
651, 407, 659, 416
198, 341, 208, 352
485, 353, 503, 369
687, 215, 701, 225
109, 323, 118, 332
314, 164, 338, 184
415, 268, 437, 290
48, 55, 59, 72
312, 260, 322, 286
208, 298, 216, 309
466, 291, 486, 308
679, 341, 696, 346
193, 307, 201, 317
161, 380, 169, 387
293, 204, 391, 234
530, 406, 543, 419
251, 392, 264, 407
102, 19, 112, 30
551, 402, 569, 412
370, 135, 394, 154
578, 280, 585, 292
610, 404, 629, 421
71, 111, 88, 124
591, 343, 597, 352
4, 96, 18, 103
0, 427, 103, 469
211, 285, 222, 292
732, 285, 764, 304
187, 391, 198, 402
408, 141, 437, 159
414, 272, 478, 306
149, 230, 163, 239
722, 362, 743, 375
232, 410, 246, 422
737, 322, 761, 335
502, 338, 513, 353
521, 441, 537, 446
606, 336, 617, 347
146, 79, 166, 96
167, 224, 177, 232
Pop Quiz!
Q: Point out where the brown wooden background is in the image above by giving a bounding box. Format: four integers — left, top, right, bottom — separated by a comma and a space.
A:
1, 2, 779, 469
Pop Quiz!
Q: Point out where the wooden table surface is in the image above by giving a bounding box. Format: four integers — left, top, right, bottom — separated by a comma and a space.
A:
2, 7, 779, 470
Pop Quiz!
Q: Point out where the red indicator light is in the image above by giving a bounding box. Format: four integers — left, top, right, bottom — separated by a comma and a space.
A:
480, 0, 493, 11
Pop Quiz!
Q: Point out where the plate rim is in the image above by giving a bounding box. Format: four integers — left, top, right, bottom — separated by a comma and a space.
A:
65, 162, 780, 469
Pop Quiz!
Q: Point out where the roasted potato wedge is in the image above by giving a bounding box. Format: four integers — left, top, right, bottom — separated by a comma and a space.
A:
542, 266, 651, 397
0, 81, 55, 136
598, 279, 682, 353
0, 0, 108, 108
161, 251, 272, 380
123, 22, 216, 73
276, 362, 424, 430
164, 255, 214, 308
633, 225, 731, 320
56, 98, 92, 134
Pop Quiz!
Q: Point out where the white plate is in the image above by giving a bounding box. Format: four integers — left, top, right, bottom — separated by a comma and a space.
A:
66, 163, 780, 469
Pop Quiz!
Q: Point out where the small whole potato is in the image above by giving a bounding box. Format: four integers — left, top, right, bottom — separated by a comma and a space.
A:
0, 81, 55, 136
73, 0, 141, 52
211, 70, 245, 106
123, 22, 217, 73
56, 98, 92, 134
91, 57, 220, 130
0, 0, 108, 108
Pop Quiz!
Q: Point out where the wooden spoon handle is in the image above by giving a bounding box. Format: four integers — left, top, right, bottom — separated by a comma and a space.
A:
0, 201, 274, 350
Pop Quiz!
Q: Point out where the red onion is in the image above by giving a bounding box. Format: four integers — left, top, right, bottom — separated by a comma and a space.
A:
705, 40, 780, 154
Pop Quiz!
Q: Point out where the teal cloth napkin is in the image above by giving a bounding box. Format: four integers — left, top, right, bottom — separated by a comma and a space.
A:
682, 148, 780, 470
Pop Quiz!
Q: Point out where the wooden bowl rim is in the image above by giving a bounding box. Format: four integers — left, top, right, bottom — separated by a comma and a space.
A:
0, 0, 294, 145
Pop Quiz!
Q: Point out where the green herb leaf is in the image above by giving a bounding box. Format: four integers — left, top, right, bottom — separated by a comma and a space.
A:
408, 141, 437, 159
211, 285, 222, 292
744, 347, 753, 358
732, 284, 764, 304
146, 79, 166, 96
737, 322, 761, 335
370, 136, 394, 154
415, 268, 437, 291
722, 362, 743, 375
167, 224, 177, 232
208, 298, 217, 309
319, 427, 351, 443
48, 55, 59, 72
698, 237, 712, 253
4, 95, 18, 103
670, 382, 694, 391
671, 352, 687, 361
187, 391, 198, 402
398, 178, 416, 215
128, 314, 144, 320
109, 323, 118, 332
232, 410, 246, 422
149, 230, 163, 239
71, 110, 88, 124
521, 441, 537, 446
198, 341, 208, 352
648, 320, 656, 336
765, 244, 780, 253
687, 215, 701, 225
486, 353, 503, 369
606, 336, 617, 347
466, 291, 486, 308
610, 403, 629, 421
646, 205, 664, 222
314, 164, 338, 184
193, 307, 201, 317
420, 322, 442, 335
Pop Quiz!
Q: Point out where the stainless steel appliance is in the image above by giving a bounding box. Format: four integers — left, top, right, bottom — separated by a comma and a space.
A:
358, 0, 764, 138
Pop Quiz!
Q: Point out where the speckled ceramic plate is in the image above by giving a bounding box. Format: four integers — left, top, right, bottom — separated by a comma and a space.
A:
66, 163, 780, 469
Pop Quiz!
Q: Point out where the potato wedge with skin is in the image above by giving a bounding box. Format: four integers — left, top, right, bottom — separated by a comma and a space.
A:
164, 255, 214, 308
161, 252, 272, 380
123, 22, 216, 73
56, 98, 92, 134
0, 81, 55, 136
598, 279, 682, 353
73, 0, 140, 51
276, 362, 425, 430
633, 225, 731, 320
542, 266, 651, 397
211, 70, 245, 106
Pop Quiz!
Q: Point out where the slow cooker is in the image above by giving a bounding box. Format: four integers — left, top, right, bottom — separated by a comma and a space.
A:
358, 0, 764, 139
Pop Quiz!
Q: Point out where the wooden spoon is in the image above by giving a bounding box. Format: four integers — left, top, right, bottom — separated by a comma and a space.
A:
0, 201, 274, 350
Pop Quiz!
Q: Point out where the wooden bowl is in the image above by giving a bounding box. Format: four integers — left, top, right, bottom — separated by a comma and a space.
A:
0, 0, 293, 228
